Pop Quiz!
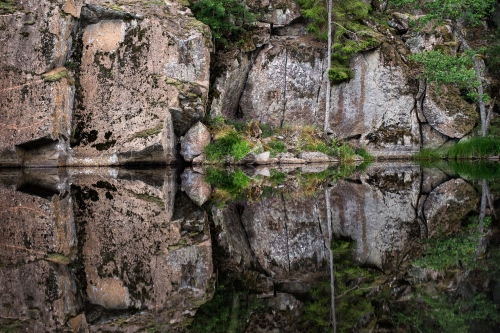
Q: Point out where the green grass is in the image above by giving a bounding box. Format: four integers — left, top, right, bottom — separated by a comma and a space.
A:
267, 140, 286, 157
204, 130, 250, 161
413, 147, 447, 160
448, 137, 500, 159
355, 147, 373, 161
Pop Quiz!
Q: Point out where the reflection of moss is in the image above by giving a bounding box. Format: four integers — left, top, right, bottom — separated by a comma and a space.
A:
0, 319, 24, 333
0, 0, 19, 14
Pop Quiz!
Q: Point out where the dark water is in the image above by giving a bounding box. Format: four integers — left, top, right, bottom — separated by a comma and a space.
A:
1, 162, 499, 333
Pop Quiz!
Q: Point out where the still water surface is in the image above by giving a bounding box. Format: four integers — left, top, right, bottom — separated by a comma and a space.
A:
1, 162, 499, 332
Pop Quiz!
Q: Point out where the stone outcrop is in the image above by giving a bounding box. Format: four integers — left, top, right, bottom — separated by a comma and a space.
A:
0, 0, 211, 167
422, 84, 478, 138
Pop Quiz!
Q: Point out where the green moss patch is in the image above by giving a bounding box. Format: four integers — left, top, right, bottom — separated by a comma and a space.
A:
132, 124, 163, 139
42, 67, 69, 82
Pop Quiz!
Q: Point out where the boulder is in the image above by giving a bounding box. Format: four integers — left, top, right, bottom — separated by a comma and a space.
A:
256, 151, 271, 164
239, 152, 258, 165
423, 84, 478, 138
299, 151, 330, 163
180, 122, 211, 162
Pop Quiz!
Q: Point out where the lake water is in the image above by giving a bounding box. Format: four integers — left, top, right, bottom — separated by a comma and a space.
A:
1, 162, 499, 332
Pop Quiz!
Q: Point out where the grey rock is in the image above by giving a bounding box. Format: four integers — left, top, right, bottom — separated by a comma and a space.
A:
181, 169, 212, 206
256, 151, 270, 164
180, 122, 211, 162
423, 84, 478, 138
299, 151, 330, 163
239, 152, 258, 165
280, 157, 306, 164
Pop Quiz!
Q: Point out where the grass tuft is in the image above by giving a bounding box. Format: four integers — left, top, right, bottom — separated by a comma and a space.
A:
204, 130, 250, 161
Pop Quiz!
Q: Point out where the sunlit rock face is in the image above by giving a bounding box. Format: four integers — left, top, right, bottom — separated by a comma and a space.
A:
329, 163, 422, 272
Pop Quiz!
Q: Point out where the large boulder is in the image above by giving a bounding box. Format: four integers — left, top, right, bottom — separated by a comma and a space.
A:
423, 84, 478, 138
69, 4, 211, 166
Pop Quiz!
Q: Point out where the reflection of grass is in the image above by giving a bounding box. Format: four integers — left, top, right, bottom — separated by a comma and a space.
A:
188, 274, 261, 333
414, 232, 480, 271
205, 168, 250, 195
448, 160, 500, 180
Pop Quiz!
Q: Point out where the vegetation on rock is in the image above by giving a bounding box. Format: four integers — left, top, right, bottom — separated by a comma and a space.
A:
190, 0, 255, 49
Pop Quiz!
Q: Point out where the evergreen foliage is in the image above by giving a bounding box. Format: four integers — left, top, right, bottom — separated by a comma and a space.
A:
190, 0, 255, 48
296, 0, 378, 83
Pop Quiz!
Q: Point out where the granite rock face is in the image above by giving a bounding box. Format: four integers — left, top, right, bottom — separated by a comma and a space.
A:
423, 178, 478, 236
0, 0, 211, 167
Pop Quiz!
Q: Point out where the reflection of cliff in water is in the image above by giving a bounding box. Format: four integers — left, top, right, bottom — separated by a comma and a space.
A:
0, 168, 213, 332
1, 162, 499, 332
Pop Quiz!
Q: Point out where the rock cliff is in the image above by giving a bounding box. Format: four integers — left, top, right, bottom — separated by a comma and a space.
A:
0, 0, 497, 163
0, 0, 210, 167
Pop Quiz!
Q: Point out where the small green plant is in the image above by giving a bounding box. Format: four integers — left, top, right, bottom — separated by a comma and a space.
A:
42, 68, 70, 82
355, 147, 373, 161
204, 130, 250, 161
259, 123, 276, 138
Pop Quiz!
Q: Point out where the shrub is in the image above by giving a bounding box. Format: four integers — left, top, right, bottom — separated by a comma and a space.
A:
204, 130, 250, 161
267, 140, 286, 157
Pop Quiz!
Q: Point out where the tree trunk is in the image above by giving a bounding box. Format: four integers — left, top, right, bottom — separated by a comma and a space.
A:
454, 23, 489, 136
324, 0, 332, 134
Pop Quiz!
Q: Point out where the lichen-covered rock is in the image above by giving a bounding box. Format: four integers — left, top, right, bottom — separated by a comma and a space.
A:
181, 168, 212, 206
0, 172, 75, 266
0, 1, 75, 167
236, 36, 420, 159
70, 4, 211, 166
210, 50, 254, 119
247, 0, 302, 26
180, 121, 211, 162
423, 178, 478, 236
423, 84, 478, 138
